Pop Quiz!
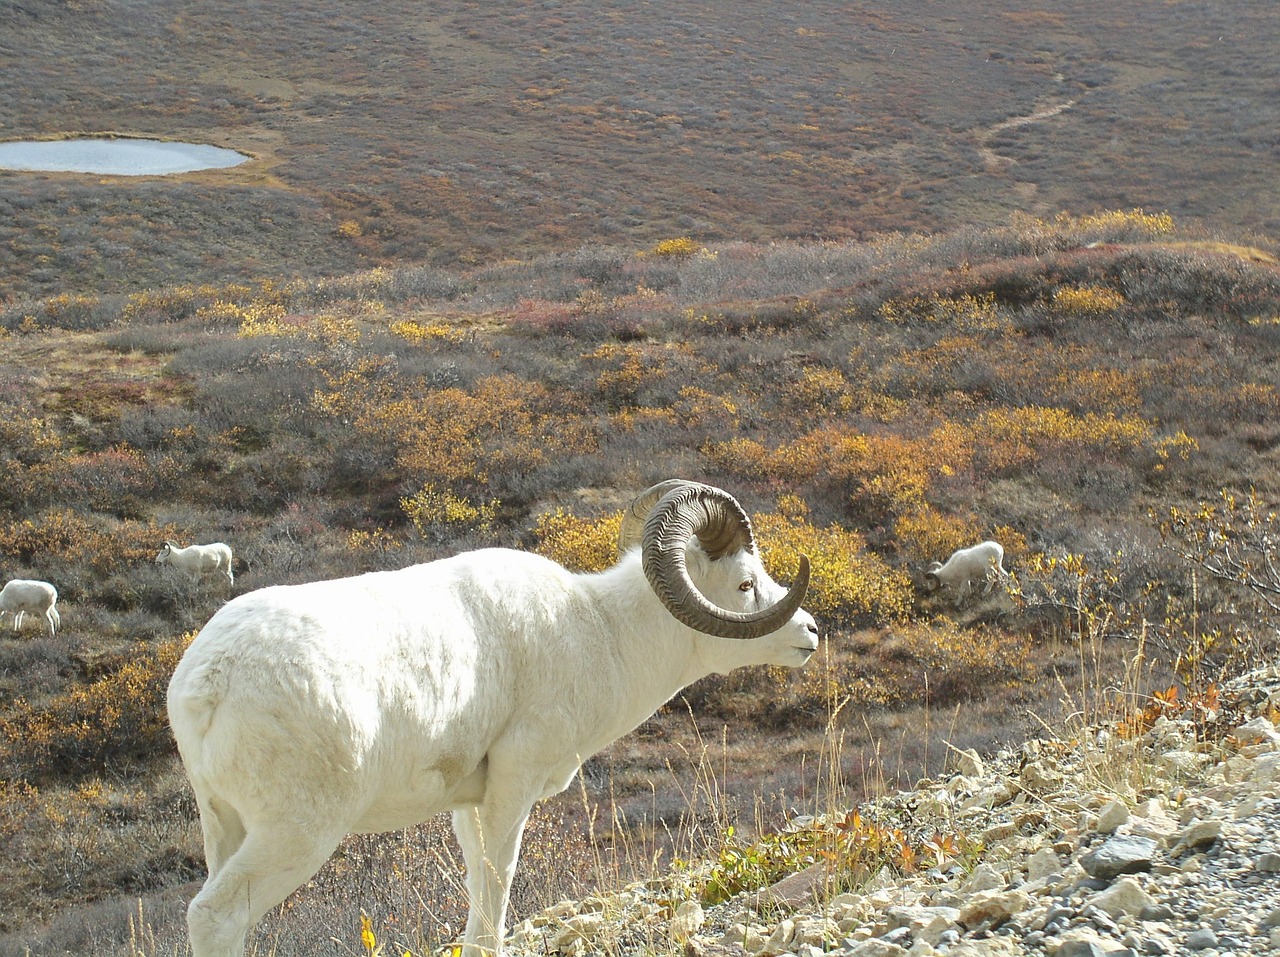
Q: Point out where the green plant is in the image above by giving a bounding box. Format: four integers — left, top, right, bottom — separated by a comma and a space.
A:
700, 808, 979, 905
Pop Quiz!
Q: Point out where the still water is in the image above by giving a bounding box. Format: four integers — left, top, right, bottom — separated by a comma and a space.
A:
0, 138, 249, 175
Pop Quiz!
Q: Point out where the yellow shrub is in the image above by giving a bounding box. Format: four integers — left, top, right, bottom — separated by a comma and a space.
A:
879, 293, 1007, 332
974, 406, 1154, 471
893, 507, 983, 565
355, 375, 596, 485
1044, 364, 1143, 412
532, 509, 624, 573
41, 292, 101, 325
649, 236, 702, 258
235, 303, 288, 340
609, 406, 679, 432
783, 367, 855, 416
674, 386, 740, 432
581, 342, 707, 409
400, 484, 498, 537
1056, 208, 1174, 238
194, 299, 248, 327
121, 285, 210, 323
1052, 285, 1127, 316
389, 317, 469, 345
0, 415, 62, 459
0, 634, 194, 776
0, 779, 40, 839
346, 528, 404, 552
752, 504, 913, 626
701, 437, 769, 478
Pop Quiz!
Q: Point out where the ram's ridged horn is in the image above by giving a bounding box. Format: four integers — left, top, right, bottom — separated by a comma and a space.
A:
617, 480, 696, 557
637, 482, 809, 640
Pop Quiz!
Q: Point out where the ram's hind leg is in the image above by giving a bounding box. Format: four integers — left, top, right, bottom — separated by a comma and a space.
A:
453, 796, 534, 957
195, 792, 247, 879
186, 824, 342, 957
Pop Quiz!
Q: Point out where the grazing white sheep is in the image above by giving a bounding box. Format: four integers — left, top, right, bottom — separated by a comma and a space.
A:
155, 541, 234, 585
168, 480, 817, 957
924, 540, 1010, 602
0, 579, 60, 638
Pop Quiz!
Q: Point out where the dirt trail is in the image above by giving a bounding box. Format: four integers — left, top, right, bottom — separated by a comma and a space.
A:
977, 99, 1077, 172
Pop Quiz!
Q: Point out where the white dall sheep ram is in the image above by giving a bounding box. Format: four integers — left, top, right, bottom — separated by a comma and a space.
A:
0, 579, 60, 638
924, 540, 1010, 602
155, 541, 234, 585
168, 480, 818, 957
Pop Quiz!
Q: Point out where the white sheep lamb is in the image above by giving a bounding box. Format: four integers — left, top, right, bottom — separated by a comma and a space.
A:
924, 540, 1010, 602
155, 541, 234, 585
168, 480, 818, 957
0, 579, 60, 638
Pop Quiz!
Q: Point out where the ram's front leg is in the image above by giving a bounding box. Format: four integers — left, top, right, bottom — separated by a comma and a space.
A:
452, 794, 534, 957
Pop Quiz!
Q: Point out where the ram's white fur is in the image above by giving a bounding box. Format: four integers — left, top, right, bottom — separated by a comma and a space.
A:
168, 511, 818, 957
156, 541, 234, 585
0, 579, 60, 638
924, 540, 1010, 601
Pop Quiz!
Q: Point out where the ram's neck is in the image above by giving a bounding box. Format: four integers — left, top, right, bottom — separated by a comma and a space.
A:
571, 558, 720, 743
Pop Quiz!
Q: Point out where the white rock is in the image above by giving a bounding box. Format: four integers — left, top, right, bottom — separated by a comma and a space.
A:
1020, 759, 1064, 790
960, 782, 1017, 811
953, 748, 985, 777
846, 940, 909, 957
669, 899, 705, 944
1090, 876, 1155, 918
759, 918, 795, 956
1096, 799, 1129, 834
793, 917, 840, 947
1251, 752, 1280, 784
720, 923, 748, 947
1026, 846, 1063, 882
1159, 749, 1207, 777
1233, 716, 1280, 746
549, 913, 605, 953
963, 863, 1006, 893
957, 889, 1030, 928
1170, 819, 1223, 854
917, 912, 961, 946
884, 905, 960, 935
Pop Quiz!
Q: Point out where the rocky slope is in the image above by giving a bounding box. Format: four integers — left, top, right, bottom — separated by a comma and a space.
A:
504, 663, 1280, 957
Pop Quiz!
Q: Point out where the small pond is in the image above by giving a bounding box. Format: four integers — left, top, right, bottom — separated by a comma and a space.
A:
0, 138, 249, 175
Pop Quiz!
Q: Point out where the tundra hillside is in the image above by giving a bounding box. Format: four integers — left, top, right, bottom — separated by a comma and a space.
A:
3, 0, 1278, 300
2, 213, 1280, 955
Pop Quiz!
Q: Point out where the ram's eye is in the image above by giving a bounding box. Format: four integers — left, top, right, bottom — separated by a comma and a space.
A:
738, 580, 754, 592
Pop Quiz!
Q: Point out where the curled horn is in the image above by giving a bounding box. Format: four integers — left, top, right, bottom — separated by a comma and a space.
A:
637, 482, 809, 640
617, 480, 698, 557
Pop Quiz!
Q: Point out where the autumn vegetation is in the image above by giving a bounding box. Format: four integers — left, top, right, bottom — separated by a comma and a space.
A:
4, 0, 1280, 952
1, 208, 1280, 955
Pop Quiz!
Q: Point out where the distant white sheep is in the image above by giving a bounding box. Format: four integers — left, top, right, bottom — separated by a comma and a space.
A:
156, 541, 234, 585
0, 579, 60, 638
924, 540, 1010, 602
167, 480, 817, 957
